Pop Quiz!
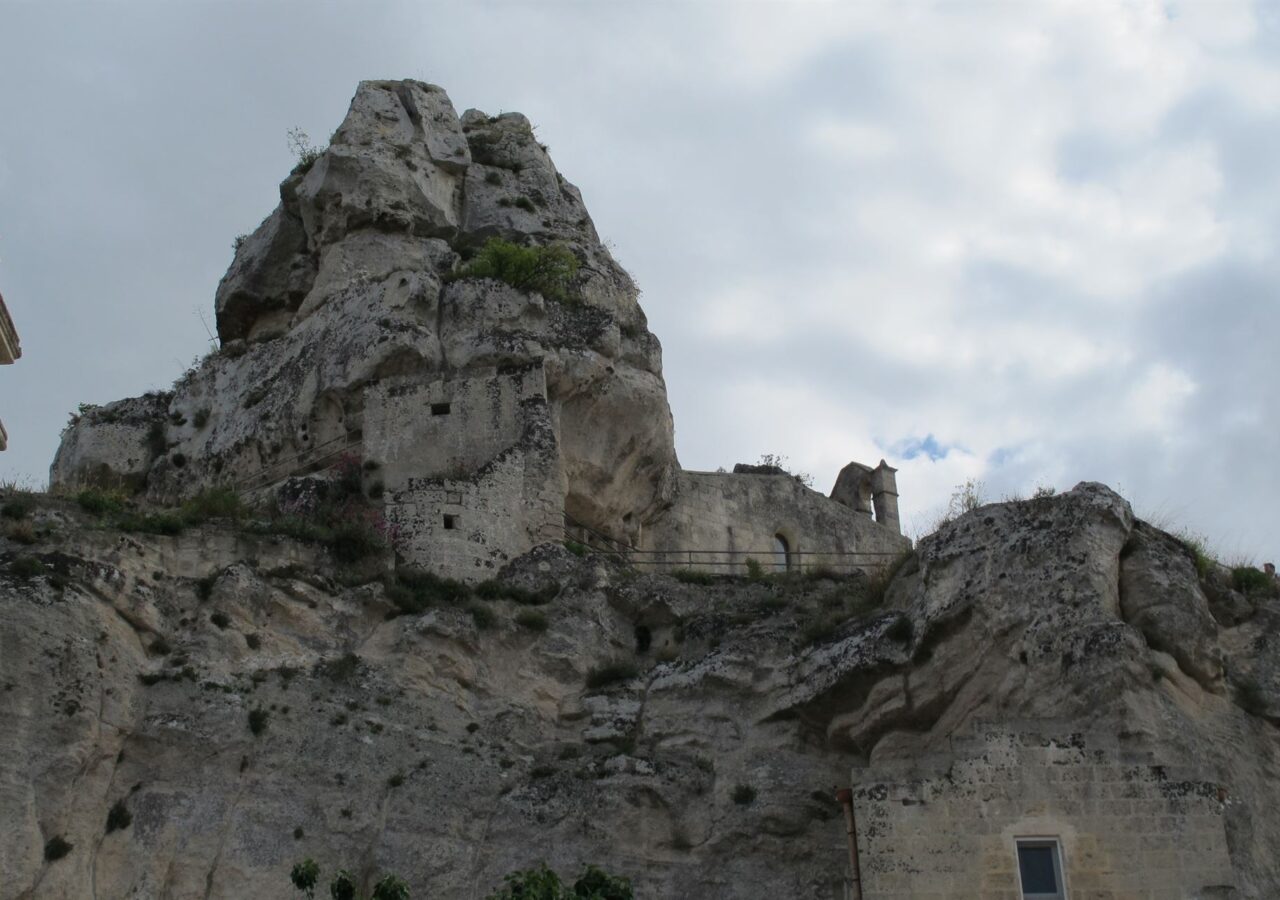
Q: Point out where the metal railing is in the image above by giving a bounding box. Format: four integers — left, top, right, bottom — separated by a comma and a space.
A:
559, 513, 898, 575
624, 547, 898, 576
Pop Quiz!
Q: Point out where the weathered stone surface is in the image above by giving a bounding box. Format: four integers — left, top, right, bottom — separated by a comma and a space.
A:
1119, 520, 1223, 689
52, 79, 679, 566
4, 483, 1280, 897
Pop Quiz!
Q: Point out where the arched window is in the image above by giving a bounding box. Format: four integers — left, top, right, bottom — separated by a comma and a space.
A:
773, 533, 791, 572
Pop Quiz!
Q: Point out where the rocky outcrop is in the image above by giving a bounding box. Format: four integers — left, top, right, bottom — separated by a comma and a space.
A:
50, 80, 677, 544
3, 482, 1280, 897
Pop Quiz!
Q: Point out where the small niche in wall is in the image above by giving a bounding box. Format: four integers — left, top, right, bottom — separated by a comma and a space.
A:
431, 402, 452, 416
443, 514, 458, 530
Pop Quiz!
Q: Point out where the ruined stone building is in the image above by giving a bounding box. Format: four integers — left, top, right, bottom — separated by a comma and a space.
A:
50, 79, 909, 580
9, 81, 1280, 900
0, 291, 20, 451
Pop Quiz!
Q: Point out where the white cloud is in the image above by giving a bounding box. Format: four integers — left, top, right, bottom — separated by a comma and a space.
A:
1, 0, 1277, 561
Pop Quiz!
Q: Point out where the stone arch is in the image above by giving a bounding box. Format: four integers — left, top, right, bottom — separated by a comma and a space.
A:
773, 526, 798, 573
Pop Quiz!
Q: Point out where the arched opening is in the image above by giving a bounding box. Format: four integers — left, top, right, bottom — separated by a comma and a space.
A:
773, 533, 791, 572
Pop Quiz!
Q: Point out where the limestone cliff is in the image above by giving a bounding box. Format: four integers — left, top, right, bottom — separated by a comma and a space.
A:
50, 80, 678, 544
3, 483, 1279, 897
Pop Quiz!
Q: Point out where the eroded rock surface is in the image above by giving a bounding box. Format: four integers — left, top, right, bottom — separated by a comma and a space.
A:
3, 483, 1280, 897
50, 80, 677, 544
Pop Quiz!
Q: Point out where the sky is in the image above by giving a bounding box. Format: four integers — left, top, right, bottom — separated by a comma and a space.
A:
1, 0, 1277, 559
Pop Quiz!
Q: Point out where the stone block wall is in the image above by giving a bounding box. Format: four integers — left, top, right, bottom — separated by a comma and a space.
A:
365, 363, 564, 580
364, 363, 548, 484
852, 723, 1235, 899
639, 471, 911, 575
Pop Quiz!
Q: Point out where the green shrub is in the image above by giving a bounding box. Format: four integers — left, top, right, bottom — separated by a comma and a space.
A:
456, 238, 580, 303
1172, 530, 1215, 579
105, 798, 132, 833
329, 520, 384, 563
563, 540, 587, 557
516, 610, 549, 632
290, 859, 320, 898
487, 863, 572, 900
571, 866, 633, 899
248, 707, 269, 736
473, 579, 557, 605
745, 558, 765, 581
44, 835, 73, 861
1, 494, 33, 520
585, 661, 638, 690
387, 568, 470, 614
485, 170, 503, 185
469, 603, 496, 630
116, 512, 185, 536
287, 127, 323, 173
1232, 566, 1275, 597
76, 488, 126, 517
330, 870, 357, 900
315, 652, 361, 683
193, 408, 211, 429
387, 772, 405, 788
799, 613, 844, 646
371, 876, 410, 900
673, 569, 716, 586
182, 487, 247, 522
731, 784, 757, 805
146, 420, 168, 458
10, 556, 46, 578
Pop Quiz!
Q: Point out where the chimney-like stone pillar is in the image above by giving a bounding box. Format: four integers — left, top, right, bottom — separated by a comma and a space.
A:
869, 459, 900, 534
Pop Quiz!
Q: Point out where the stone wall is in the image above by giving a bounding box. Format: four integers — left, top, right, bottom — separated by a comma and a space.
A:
364, 363, 564, 580
639, 471, 911, 575
852, 723, 1236, 899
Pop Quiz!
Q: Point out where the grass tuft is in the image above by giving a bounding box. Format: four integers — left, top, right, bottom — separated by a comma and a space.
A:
248, 707, 269, 736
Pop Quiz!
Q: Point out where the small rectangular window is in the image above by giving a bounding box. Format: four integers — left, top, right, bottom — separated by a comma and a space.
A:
431, 402, 451, 416
443, 514, 457, 530
1016, 840, 1065, 899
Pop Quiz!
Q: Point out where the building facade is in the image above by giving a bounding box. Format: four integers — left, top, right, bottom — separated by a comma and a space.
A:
850, 723, 1235, 899
0, 291, 20, 451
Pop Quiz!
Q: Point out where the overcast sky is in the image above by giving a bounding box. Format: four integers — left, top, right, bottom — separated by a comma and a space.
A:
2, 0, 1277, 559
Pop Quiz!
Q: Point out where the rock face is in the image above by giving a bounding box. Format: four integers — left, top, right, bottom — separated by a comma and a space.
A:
48, 79, 910, 582
51, 80, 678, 560
3, 483, 1280, 898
